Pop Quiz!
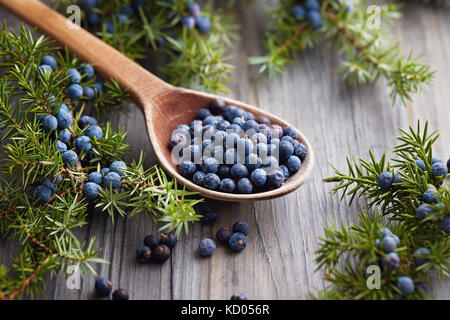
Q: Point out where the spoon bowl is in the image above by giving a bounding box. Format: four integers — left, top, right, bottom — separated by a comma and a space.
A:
2, 0, 314, 201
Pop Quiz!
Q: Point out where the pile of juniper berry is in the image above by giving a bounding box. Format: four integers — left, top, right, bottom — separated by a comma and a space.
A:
170, 98, 307, 194
34, 53, 127, 203
136, 232, 178, 264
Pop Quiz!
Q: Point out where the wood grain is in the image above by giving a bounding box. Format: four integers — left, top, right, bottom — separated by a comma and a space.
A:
0, 0, 448, 299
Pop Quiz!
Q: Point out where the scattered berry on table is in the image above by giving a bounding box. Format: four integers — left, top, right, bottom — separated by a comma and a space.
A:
152, 244, 171, 263
230, 293, 248, 300
228, 232, 247, 252
143, 234, 159, 250
112, 288, 129, 300
232, 221, 249, 236
95, 277, 112, 297
135, 245, 152, 263
160, 233, 177, 249
216, 227, 232, 244
199, 238, 216, 257
201, 211, 217, 226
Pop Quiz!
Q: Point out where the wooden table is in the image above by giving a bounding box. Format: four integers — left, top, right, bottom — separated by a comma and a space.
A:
0, 0, 449, 299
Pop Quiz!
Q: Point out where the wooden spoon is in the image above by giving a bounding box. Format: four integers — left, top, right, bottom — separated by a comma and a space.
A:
1, 0, 314, 201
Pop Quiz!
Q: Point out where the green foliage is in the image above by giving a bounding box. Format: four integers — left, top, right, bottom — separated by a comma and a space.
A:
250, 0, 434, 105
318, 121, 449, 299
0, 24, 202, 299
51, 0, 239, 94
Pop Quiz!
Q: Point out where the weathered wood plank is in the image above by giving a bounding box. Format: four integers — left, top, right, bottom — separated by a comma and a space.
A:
0, 0, 448, 299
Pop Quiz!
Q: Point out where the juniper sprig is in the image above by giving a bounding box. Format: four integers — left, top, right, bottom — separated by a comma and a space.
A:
0, 24, 202, 299
249, 0, 435, 105
51, 0, 240, 94
317, 121, 449, 299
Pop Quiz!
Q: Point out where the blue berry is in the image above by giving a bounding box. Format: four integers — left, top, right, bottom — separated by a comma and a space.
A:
218, 165, 230, 178
56, 109, 73, 129
392, 174, 404, 191
87, 12, 100, 26
262, 156, 278, 170
236, 178, 252, 194
293, 143, 307, 161
42, 179, 57, 192
431, 157, 442, 164
195, 16, 211, 34
68, 84, 83, 99
94, 82, 104, 94
67, 69, 81, 84
431, 162, 448, 178
228, 232, 247, 252
78, 115, 98, 129
203, 173, 220, 190
54, 140, 67, 153
136, 245, 152, 263
245, 153, 262, 171
286, 155, 301, 173
115, 14, 130, 24
201, 211, 217, 226
442, 216, 450, 233
120, 5, 134, 16
43, 115, 58, 133
88, 171, 103, 185
34, 185, 52, 202
304, 0, 320, 11
83, 182, 100, 200
306, 10, 323, 29
416, 204, 433, 220
80, 63, 95, 80
58, 129, 71, 144
197, 108, 211, 120
153, 244, 171, 263
292, 5, 306, 20
143, 235, 159, 250
422, 189, 439, 204
243, 119, 259, 132
216, 227, 232, 244
95, 277, 112, 297
62, 150, 78, 167
193, 171, 206, 185
382, 235, 397, 253
250, 168, 267, 188
378, 172, 393, 191
201, 157, 219, 174
75, 135, 92, 152
105, 21, 115, 33
83, 87, 95, 100
160, 232, 177, 249
224, 148, 238, 165
51, 174, 63, 185
396, 276, 415, 297
237, 138, 254, 156
189, 2, 201, 17
414, 159, 426, 171
231, 164, 248, 179
278, 165, 290, 180
219, 178, 235, 193
40, 55, 57, 70
381, 252, 400, 270
101, 168, 110, 176
380, 228, 392, 238
39, 64, 53, 75
231, 293, 248, 300
182, 16, 196, 30
232, 221, 249, 235
255, 143, 269, 158
171, 132, 189, 149
103, 172, 122, 189
85, 125, 103, 140
82, 0, 98, 8
183, 144, 201, 162
413, 248, 430, 266
267, 169, 284, 188
109, 161, 127, 176
282, 126, 298, 139
230, 108, 247, 122
199, 238, 216, 256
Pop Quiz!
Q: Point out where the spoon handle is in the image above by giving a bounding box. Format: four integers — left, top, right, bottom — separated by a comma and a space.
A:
0, 0, 170, 109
